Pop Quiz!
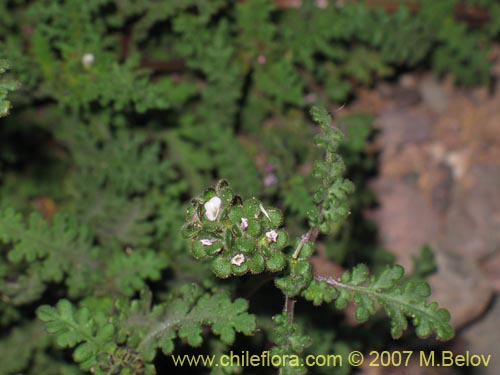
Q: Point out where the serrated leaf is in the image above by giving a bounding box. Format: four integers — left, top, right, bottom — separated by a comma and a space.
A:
350, 264, 369, 285
0, 209, 101, 298
301, 280, 338, 306
319, 265, 454, 340
37, 299, 117, 371
371, 265, 404, 290
118, 285, 256, 361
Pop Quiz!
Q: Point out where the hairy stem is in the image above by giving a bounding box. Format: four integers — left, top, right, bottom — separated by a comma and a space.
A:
284, 297, 295, 323
283, 226, 320, 323
291, 227, 320, 259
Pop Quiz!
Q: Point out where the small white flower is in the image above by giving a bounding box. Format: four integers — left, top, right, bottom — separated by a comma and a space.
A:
266, 230, 278, 242
231, 253, 246, 266
240, 217, 249, 230
204, 196, 222, 221
82, 53, 95, 68
200, 239, 215, 246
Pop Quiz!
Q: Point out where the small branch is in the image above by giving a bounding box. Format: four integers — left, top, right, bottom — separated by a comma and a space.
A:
292, 227, 320, 259
284, 297, 295, 323
314, 274, 344, 287
293, 235, 307, 259
284, 226, 320, 323
140, 57, 186, 74
119, 27, 132, 62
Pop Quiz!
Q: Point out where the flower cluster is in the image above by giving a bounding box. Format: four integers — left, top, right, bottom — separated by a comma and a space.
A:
181, 180, 288, 278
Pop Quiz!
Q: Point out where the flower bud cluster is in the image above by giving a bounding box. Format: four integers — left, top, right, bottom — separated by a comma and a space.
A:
181, 180, 288, 278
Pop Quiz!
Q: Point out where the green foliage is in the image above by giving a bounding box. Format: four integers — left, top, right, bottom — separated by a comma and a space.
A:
0, 60, 18, 117
37, 299, 117, 372
0, 321, 61, 375
317, 264, 454, 340
1, 0, 488, 373
117, 286, 256, 361
178, 109, 453, 371
275, 240, 315, 297
37, 286, 255, 374
270, 313, 312, 375
410, 245, 437, 280
0, 209, 99, 301
308, 107, 355, 233
0, 208, 165, 301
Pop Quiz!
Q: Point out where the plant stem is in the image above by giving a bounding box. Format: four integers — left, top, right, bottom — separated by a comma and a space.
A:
292, 227, 320, 259
283, 226, 320, 323
284, 296, 295, 323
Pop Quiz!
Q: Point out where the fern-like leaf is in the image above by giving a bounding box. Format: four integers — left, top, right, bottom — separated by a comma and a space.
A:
0, 209, 100, 298
117, 285, 256, 361
308, 106, 355, 233
316, 264, 454, 340
37, 300, 116, 372
105, 245, 167, 297
270, 313, 311, 375
0, 321, 50, 374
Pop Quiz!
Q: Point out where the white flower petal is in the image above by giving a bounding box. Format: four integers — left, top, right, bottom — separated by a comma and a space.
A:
200, 239, 215, 246
265, 230, 278, 242
82, 53, 95, 68
204, 196, 222, 221
240, 217, 249, 230
231, 254, 246, 266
